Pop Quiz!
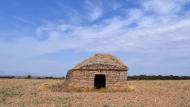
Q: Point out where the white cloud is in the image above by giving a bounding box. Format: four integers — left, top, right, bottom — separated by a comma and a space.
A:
141, 0, 189, 15
85, 0, 103, 21
143, 1, 175, 14
2, 15, 190, 56
14, 16, 36, 26
127, 8, 144, 19
1, 0, 190, 75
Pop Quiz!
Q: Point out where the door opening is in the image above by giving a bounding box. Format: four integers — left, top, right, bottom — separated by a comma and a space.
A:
94, 74, 106, 89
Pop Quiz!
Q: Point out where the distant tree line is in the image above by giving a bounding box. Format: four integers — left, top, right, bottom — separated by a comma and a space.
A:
0, 75, 190, 80
0, 76, 16, 79
0, 75, 65, 79
128, 75, 190, 80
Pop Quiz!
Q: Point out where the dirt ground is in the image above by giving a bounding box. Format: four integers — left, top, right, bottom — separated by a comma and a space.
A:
0, 79, 190, 107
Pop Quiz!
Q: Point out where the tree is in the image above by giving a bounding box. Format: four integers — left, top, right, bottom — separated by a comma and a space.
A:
26, 75, 31, 79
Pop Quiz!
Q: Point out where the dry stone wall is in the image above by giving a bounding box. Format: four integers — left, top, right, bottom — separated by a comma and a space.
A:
66, 68, 127, 89
66, 54, 128, 89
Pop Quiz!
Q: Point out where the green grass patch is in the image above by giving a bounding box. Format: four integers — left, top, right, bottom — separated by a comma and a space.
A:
0, 87, 23, 103
103, 104, 110, 107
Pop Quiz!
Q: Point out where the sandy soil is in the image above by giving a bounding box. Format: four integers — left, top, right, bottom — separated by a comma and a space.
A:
0, 79, 190, 107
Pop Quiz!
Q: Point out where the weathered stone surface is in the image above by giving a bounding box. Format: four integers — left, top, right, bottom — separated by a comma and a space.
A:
66, 54, 128, 89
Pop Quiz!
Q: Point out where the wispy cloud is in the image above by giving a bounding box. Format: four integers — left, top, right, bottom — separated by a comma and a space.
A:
14, 16, 36, 26
1, 0, 190, 75
85, 0, 103, 21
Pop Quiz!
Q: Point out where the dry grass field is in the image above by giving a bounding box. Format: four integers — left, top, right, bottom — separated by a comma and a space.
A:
0, 79, 190, 107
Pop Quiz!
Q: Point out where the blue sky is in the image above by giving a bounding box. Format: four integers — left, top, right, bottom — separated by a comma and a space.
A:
0, 0, 190, 76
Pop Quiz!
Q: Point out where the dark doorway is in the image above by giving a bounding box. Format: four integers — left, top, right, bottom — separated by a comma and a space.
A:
94, 74, 106, 89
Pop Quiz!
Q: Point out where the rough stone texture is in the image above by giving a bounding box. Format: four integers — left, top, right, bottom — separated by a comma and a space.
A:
66, 54, 128, 89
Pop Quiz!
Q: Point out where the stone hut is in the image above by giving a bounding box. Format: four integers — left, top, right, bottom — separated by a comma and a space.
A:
66, 54, 128, 89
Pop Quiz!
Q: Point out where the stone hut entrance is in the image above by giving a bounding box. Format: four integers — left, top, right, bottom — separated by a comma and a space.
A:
94, 74, 106, 89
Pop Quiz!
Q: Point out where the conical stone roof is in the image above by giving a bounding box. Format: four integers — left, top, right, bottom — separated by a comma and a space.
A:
73, 53, 127, 70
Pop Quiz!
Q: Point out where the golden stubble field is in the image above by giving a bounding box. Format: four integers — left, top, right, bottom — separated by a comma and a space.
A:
0, 79, 190, 107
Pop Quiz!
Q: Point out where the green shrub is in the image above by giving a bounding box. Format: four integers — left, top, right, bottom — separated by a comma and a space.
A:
103, 104, 110, 107
0, 88, 22, 97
